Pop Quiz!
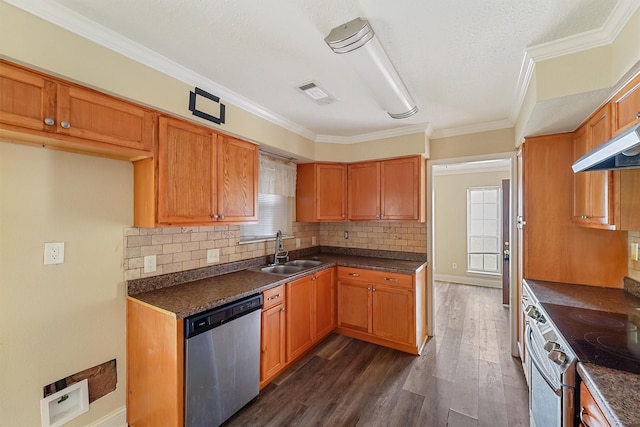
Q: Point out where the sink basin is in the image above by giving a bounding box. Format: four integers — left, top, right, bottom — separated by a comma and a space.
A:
284, 259, 322, 268
258, 265, 304, 275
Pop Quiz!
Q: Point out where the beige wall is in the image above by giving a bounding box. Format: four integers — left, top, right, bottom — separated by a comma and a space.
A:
319, 221, 426, 253
0, 142, 130, 426
429, 128, 516, 160
314, 132, 428, 163
433, 169, 510, 287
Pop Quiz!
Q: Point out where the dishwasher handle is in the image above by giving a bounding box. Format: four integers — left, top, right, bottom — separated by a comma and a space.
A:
185, 294, 263, 339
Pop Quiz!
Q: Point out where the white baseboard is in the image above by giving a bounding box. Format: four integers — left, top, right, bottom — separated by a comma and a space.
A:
434, 274, 502, 289
86, 406, 127, 427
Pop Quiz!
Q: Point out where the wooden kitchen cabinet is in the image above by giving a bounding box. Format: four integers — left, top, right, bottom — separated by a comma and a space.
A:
296, 163, 347, 222
336, 266, 426, 354
572, 104, 615, 229
0, 60, 155, 160
347, 156, 425, 222
611, 72, 640, 136
260, 285, 286, 388
137, 115, 258, 227
285, 267, 336, 362
579, 382, 611, 427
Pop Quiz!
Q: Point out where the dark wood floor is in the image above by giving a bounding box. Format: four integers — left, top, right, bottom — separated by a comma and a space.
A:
225, 281, 529, 427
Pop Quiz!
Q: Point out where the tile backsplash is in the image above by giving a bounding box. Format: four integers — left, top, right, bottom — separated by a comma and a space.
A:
124, 221, 427, 280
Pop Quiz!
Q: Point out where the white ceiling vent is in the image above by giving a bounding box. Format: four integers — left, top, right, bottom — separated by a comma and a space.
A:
298, 81, 334, 105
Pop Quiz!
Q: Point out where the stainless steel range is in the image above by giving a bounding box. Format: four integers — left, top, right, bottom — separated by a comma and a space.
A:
523, 285, 577, 427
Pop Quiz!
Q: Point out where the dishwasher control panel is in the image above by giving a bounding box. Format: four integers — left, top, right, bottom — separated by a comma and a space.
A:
185, 294, 263, 338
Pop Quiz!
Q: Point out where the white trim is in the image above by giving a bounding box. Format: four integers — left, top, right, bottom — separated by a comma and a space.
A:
433, 274, 501, 289
85, 406, 127, 427
315, 123, 432, 144
430, 119, 512, 140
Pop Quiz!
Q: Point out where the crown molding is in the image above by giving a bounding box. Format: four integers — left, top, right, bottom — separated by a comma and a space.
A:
510, 1, 640, 128
315, 123, 431, 144
430, 119, 513, 140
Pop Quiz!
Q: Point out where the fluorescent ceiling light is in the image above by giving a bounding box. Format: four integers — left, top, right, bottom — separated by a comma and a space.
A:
325, 17, 418, 119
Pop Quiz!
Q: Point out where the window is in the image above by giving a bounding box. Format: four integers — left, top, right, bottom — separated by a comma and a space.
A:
240, 153, 296, 242
467, 186, 501, 274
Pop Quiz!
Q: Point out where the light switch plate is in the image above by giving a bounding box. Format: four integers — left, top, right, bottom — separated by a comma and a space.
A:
631, 243, 639, 261
295, 238, 301, 248
312, 236, 317, 246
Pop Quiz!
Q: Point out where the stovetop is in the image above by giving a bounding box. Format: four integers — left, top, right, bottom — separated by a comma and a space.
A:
541, 303, 640, 374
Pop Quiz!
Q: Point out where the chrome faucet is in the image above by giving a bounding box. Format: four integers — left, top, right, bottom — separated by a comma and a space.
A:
273, 230, 289, 265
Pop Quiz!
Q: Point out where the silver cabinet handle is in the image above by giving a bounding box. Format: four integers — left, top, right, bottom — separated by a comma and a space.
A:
348, 273, 360, 277
60, 121, 71, 129
384, 277, 399, 282
44, 117, 55, 126
579, 407, 592, 427
267, 294, 280, 301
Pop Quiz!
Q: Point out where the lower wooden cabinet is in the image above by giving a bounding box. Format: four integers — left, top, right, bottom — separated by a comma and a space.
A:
260, 285, 286, 387
579, 381, 610, 427
336, 266, 426, 355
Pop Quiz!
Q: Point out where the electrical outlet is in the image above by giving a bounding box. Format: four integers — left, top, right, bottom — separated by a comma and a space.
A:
344, 231, 349, 239
44, 242, 65, 265
295, 238, 301, 248
631, 243, 639, 262
143, 255, 156, 273
312, 236, 317, 246
207, 249, 220, 264
452, 262, 458, 270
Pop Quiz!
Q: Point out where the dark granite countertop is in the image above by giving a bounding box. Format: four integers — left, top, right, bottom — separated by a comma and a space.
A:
525, 278, 640, 427
128, 252, 426, 319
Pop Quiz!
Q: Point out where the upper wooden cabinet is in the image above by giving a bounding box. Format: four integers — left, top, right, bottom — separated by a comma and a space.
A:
135, 116, 258, 227
0, 60, 155, 160
296, 163, 347, 222
348, 161, 380, 220
611, 72, 640, 136
572, 105, 615, 229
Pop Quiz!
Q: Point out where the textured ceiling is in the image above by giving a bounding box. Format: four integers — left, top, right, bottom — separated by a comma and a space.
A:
25, 0, 621, 139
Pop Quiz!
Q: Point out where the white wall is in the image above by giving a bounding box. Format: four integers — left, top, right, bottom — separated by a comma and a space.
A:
0, 142, 131, 426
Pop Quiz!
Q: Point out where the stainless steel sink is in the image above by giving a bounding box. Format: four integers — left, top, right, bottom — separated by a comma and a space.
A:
258, 265, 304, 275
284, 259, 322, 268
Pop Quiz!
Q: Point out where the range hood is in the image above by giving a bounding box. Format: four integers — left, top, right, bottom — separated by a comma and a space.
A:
572, 123, 640, 172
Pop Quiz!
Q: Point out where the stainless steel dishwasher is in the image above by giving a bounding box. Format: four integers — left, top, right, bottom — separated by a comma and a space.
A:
184, 294, 263, 427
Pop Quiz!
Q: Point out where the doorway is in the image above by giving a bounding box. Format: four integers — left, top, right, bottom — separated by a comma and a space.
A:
426, 152, 519, 356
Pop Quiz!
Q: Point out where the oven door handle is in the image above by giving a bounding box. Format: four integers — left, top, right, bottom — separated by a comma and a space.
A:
526, 325, 562, 397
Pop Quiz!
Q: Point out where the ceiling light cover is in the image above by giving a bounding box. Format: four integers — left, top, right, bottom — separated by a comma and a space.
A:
325, 18, 418, 119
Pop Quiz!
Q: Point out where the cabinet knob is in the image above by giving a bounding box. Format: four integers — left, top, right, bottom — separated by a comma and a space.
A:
581, 215, 589, 219
281, 308, 285, 312
367, 287, 371, 291
342, 214, 345, 219
220, 214, 225, 220
60, 121, 71, 129
43, 117, 55, 126
213, 214, 219, 219
372, 288, 376, 292
636, 111, 640, 120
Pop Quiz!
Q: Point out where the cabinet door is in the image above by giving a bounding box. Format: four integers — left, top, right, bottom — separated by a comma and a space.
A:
337, 280, 371, 333
372, 286, 415, 345
573, 126, 591, 221
260, 303, 286, 384
157, 117, 217, 225
217, 136, 258, 222
0, 61, 56, 132
579, 382, 610, 427
586, 107, 613, 226
612, 73, 640, 135
286, 276, 314, 362
316, 163, 347, 221
348, 162, 380, 220
381, 156, 422, 220
57, 84, 154, 151
314, 268, 335, 340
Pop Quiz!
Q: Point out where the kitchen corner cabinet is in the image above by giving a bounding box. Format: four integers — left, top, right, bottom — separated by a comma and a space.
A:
579, 382, 610, 427
336, 266, 426, 355
0, 60, 155, 160
135, 116, 258, 227
348, 156, 425, 222
286, 268, 335, 362
127, 298, 183, 427
296, 163, 347, 222
260, 285, 286, 388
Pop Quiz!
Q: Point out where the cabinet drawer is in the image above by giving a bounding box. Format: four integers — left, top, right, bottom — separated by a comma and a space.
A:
337, 267, 412, 289
263, 285, 285, 310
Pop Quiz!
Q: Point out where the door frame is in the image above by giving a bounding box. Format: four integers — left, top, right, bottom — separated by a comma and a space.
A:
426, 151, 519, 356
